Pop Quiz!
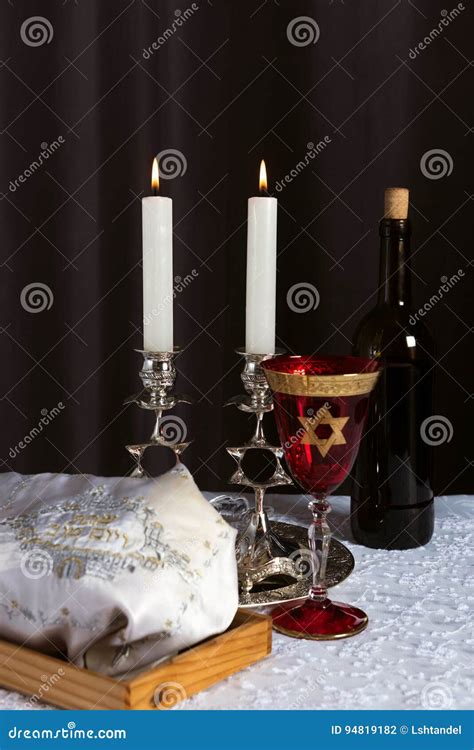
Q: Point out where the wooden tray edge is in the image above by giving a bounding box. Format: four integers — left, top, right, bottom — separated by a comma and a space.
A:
0, 609, 272, 710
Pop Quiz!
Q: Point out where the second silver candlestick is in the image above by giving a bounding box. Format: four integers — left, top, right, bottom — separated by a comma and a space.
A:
225, 348, 306, 594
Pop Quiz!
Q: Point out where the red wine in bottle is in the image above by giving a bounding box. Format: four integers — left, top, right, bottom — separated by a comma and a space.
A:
351, 188, 435, 549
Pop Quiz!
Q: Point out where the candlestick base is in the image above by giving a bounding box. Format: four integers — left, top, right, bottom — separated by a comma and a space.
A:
124, 349, 193, 475
207, 501, 356, 608
225, 349, 306, 594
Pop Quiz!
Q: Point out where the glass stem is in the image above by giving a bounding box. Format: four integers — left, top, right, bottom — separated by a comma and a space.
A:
308, 497, 331, 603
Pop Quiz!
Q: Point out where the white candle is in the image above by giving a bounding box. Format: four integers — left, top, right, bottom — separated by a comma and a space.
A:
142, 159, 173, 352
245, 160, 277, 354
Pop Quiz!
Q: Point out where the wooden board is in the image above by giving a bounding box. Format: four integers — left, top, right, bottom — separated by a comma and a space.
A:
0, 610, 271, 710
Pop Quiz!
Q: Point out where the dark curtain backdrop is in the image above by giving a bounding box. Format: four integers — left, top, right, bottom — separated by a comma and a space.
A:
0, 0, 472, 493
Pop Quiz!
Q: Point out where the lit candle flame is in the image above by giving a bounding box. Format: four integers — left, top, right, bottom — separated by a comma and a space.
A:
259, 159, 267, 193
151, 158, 159, 194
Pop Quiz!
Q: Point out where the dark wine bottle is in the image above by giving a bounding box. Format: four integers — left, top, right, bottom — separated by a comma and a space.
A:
351, 188, 435, 549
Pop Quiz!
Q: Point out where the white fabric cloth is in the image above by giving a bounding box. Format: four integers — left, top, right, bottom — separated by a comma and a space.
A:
0, 490, 471, 710
0, 467, 238, 677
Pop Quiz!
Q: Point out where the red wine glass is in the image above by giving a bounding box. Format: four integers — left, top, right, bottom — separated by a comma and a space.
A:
262, 355, 380, 639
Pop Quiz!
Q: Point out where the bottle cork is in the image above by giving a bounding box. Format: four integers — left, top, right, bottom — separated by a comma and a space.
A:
384, 187, 409, 219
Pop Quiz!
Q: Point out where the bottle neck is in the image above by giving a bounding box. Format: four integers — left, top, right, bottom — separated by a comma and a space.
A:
378, 219, 412, 307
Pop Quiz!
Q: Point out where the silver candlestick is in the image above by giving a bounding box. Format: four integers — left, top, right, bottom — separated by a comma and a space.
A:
124, 349, 192, 476
225, 349, 304, 594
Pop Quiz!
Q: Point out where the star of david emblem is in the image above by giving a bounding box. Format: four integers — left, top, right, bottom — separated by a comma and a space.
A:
297, 415, 350, 458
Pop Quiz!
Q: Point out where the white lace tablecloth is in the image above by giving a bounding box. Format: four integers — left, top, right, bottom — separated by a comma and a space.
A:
0, 494, 472, 710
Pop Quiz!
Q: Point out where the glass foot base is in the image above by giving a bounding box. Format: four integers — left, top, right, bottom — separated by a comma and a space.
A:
272, 598, 368, 640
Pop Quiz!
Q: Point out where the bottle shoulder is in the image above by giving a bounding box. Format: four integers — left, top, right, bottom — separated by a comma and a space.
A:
353, 304, 434, 361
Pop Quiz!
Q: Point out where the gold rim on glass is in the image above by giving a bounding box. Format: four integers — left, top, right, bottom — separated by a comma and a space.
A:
264, 370, 380, 398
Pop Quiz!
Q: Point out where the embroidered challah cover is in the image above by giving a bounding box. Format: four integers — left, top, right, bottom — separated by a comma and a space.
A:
0, 465, 238, 675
